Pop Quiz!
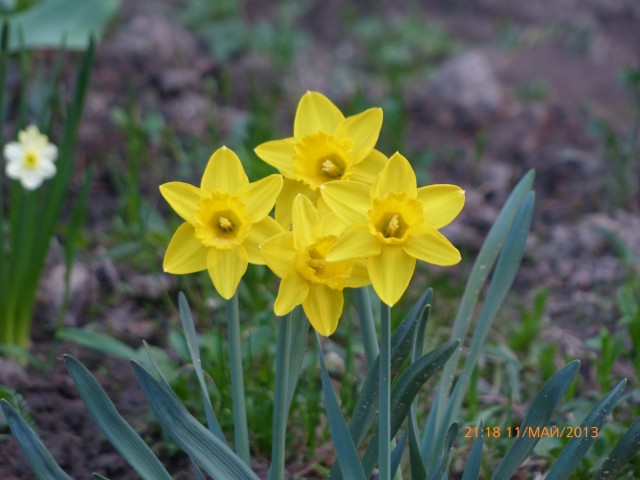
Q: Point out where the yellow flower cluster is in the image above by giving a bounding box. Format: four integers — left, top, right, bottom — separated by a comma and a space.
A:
161, 92, 464, 336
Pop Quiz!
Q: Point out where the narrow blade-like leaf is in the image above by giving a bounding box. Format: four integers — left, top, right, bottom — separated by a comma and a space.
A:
178, 292, 225, 442
317, 335, 367, 480
132, 361, 259, 480
1, 400, 73, 480
493, 360, 581, 480
546, 379, 626, 479
361, 341, 459, 477
461, 421, 484, 480
64, 356, 172, 480
595, 415, 640, 479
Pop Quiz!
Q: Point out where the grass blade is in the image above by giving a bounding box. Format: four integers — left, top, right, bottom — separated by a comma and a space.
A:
461, 421, 484, 480
177, 292, 225, 442
132, 361, 260, 480
431, 192, 535, 467
434, 171, 534, 432
317, 334, 367, 480
595, 415, 640, 478
269, 308, 308, 480
361, 341, 459, 477
64, 355, 172, 480
1, 399, 73, 480
546, 379, 626, 479
493, 360, 581, 480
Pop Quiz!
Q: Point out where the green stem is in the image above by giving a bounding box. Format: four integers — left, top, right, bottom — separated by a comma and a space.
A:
226, 292, 250, 464
268, 313, 293, 480
379, 301, 391, 480
354, 287, 379, 368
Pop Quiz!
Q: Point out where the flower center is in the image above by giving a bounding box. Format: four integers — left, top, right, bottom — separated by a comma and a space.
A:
385, 214, 400, 238
297, 236, 352, 289
24, 151, 39, 169
307, 248, 326, 273
376, 212, 408, 240
218, 216, 234, 232
294, 132, 353, 189
320, 157, 344, 180
369, 193, 424, 245
194, 192, 250, 249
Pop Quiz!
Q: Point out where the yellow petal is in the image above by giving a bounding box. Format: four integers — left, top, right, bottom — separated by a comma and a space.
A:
303, 284, 343, 336
320, 211, 346, 237
368, 246, 415, 306
163, 223, 208, 273
345, 261, 370, 288
239, 174, 283, 222
245, 216, 283, 264
417, 184, 465, 229
274, 271, 310, 316
326, 225, 380, 262
294, 91, 345, 138
201, 146, 249, 193
254, 138, 296, 178
292, 194, 321, 249
207, 246, 248, 299
320, 180, 370, 225
274, 179, 318, 229
403, 229, 461, 266
349, 149, 389, 184
334, 108, 383, 162
261, 232, 296, 278
372, 152, 417, 199
159, 182, 206, 224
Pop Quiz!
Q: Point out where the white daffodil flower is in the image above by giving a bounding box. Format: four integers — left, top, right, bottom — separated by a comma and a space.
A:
4, 125, 58, 190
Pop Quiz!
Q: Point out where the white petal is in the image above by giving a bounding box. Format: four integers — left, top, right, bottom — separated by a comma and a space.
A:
38, 159, 56, 178
3, 143, 23, 163
6, 161, 24, 178
39, 145, 58, 162
20, 170, 45, 190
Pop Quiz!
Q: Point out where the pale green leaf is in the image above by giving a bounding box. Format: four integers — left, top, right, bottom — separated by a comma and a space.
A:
493, 360, 581, 480
64, 356, 173, 480
1, 400, 72, 480
7, 0, 120, 51
132, 361, 260, 480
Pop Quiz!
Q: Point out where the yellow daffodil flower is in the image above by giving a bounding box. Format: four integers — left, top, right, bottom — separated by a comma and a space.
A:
254, 91, 387, 227
160, 146, 283, 299
321, 152, 464, 306
3, 125, 58, 190
260, 194, 369, 336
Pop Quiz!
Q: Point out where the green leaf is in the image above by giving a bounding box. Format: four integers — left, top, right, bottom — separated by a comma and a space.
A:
461, 421, 483, 480
59, 328, 138, 359
389, 433, 407, 479
493, 360, 581, 480
177, 292, 226, 442
432, 192, 535, 468
6, 0, 120, 51
595, 415, 640, 479
433, 171, 535, 448
132, 361, 260, 480
64, 356, 172, 480
361, 341, 459, 477
269, 308, 308, 480
0, 400, 73, 480
317, 334, 367, 480
328, 288, 434, 479
428, 423, 458, 480
546, 379, 626, 479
